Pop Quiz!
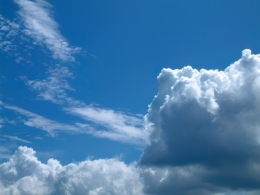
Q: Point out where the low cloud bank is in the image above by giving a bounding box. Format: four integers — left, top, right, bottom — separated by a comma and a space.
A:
0, 146, 143, 195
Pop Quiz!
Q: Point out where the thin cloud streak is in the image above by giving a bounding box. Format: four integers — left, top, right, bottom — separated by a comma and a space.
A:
65, 106, 149, 145
3, 103, 148, 145
4, 104, 84, 136
1, 135, 31, 144
1, 0, 148, 146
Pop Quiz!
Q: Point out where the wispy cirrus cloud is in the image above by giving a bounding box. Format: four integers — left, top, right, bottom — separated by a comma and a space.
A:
2, 0, 148, 147
3, 100, 148, 145
1, 0, 148, 146
4, 104, 85, 136
22, 65, 148, 145
14, 0, 81, 61
65, 106, 148, 145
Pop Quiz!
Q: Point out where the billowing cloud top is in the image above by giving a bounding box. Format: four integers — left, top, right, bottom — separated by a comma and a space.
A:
139, 49, 260, 194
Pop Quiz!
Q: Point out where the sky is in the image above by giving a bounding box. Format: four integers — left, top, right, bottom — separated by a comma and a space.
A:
1, 0, 260, 194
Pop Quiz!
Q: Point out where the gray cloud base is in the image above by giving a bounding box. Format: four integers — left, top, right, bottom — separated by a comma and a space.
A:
140, 49, 260, 194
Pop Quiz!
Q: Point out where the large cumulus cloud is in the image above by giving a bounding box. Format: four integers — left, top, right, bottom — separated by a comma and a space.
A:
2, 50, 260, 195
140, 49, 260, 194
0, 146, 143, 195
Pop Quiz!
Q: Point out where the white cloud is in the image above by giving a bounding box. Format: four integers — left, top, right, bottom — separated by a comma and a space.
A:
65, 106, 149, 145
14, 0, 81, 61
139, 49, 260, 194
0, 135, 31, 144
0, 146, 144, 195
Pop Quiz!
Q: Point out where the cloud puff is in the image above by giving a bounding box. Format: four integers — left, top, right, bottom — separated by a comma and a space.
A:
0, 146, 144, 195
14, 0, 81, 61
139, 49, 260, 194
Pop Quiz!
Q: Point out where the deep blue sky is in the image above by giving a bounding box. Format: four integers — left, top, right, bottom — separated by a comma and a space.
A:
2, 1, 260, 194
52, 0, 260, 111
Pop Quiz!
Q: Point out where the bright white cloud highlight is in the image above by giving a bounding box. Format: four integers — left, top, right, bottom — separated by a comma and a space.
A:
0, 146, 144, 195
14, 0, 81, 61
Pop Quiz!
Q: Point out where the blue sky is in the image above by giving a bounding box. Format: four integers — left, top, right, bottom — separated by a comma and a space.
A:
1, 0, 260, 194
